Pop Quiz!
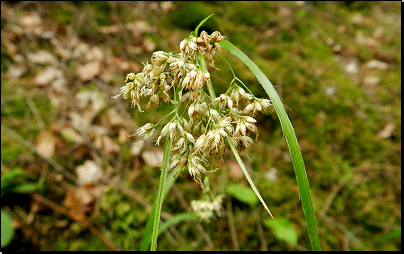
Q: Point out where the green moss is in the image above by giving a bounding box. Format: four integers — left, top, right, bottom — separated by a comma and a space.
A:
169, 2, 214, 32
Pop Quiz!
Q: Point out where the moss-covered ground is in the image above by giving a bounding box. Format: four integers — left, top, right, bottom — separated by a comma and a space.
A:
1, 1, 400, 251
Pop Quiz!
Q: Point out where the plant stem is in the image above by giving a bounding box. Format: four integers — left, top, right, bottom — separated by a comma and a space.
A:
150, 137, 172, 251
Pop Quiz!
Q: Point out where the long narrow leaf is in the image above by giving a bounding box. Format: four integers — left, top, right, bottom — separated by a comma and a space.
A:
150, 138, 172, 251
158, 213, 198, 236
199, 53, 273, 218
140, 166, 180, 251
218, 40, 321, 251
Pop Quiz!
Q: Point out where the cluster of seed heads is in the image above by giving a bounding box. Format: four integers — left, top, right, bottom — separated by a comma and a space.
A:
113, 30, 272, 188
190, 195, 223, 222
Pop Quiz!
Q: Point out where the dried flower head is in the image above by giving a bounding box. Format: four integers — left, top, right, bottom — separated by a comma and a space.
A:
113, 29, 272, 188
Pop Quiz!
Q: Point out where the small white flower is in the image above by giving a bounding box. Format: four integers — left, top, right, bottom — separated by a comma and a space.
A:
185, 132, 195, 143
245, 116, 257, 123
254, 101, 262, 111
180, 40, 187, 51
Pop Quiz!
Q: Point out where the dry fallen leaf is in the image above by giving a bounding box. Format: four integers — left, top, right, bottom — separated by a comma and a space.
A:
107, 108, 127, 127
102, 135, 121, 154
141, 149, 164, 168
28, 50, 58, 65
118, 128, 130, 143
85, 46, 104, 62
35, 66, 63, 87
143, 37, 157, 52
161, 1, 175, 13
75, 160, 102, 186
378, 123, 395, 139
19, 12, 42, 35
35, 130, 55, 159
74, 186, 94, 206
7, 64, 26, 78
64, 189, 86, 221
76, 61, 101, 82
125, 20, 149, 38
130, 141, 144, 156
98, 25, 120, 34
61, 127, 83, 143
227, 159, 244, 180
99, 64, 114, 83
72, 42, 90, 59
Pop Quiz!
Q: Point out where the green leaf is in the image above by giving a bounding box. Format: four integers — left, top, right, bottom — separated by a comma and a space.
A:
218, 39, 321, 251
361, 227, 401, 250
140, 154, 180, 251
1, 168, 23, 185
1, 209, 15, 248
264, 218, 298, 245
226, 183, 258, 207
194, 14, 214, 37
150, 138, 172, 251
158, 212, 198, 236
12, 183, 37, 194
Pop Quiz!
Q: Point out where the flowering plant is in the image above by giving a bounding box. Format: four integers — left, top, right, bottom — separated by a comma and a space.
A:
113, 15, 320, 251
113, 29, 270, 189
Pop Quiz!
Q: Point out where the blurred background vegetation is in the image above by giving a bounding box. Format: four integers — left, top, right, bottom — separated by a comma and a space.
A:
1, 1, 401, 251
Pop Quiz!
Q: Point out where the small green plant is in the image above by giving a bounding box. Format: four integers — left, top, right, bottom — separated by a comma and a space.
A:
113, 15, 320, 251
1, 168, 39, 248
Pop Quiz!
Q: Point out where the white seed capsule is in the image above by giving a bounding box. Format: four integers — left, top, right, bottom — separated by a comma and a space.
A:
254, 101, 262, 111
180, 40, 187, 51
235, 124, 240, 134
189, 165, 196, 178
171, 158, 180, 169
188, 104, 195, 117
195, 164, 206, 174
213, 132, 221, 147
160, 123, 171, 137
189, 70, 196, 79
185, 132, 195, 143
180, 155, 188, 167
189, 42, 197, 51
227, 98, 233, 109
169, 122, 177, 131
244, 104, 254, 114
195, 134, 206, 151
245, 116, 257, 123
218, 129, 227, 137
245, 122, 257, 133
240, 123, 246, 136
203, 71, 210, 80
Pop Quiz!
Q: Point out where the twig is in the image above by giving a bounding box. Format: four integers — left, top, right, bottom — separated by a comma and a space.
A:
226, 199, 239, 251
320, 213, 363, 249
31, 192, 118, 251
254, 211, 267, 251
27, 98, 45, 129
1, 127, 77, 182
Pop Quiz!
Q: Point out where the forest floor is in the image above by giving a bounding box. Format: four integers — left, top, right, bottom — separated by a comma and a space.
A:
1, 1, 401, 251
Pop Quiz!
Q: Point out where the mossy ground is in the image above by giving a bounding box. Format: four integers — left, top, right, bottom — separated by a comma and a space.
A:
1, 1, 400, 251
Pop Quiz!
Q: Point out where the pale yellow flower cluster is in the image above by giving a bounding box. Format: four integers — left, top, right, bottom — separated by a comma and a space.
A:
191, 195, 223, 222
113, 30, 271, 188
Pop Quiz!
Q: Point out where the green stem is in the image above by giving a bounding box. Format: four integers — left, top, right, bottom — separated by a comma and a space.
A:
199, 51, 273, 219
226, 136, 274, 218
150, 138, 172, 251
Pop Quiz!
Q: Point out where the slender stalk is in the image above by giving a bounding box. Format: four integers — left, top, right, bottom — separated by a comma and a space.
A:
199, 53, 274, 218
226, 137, 274, 218
218, 40, 321, 251
150, 138, 172, 251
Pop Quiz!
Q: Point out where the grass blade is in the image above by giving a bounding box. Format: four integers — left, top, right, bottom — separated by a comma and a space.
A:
150, 138, 172, 251
139, 166, 180, 251
218, 40, 321, 251
226, 137, 274, 218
